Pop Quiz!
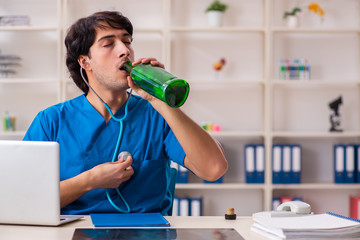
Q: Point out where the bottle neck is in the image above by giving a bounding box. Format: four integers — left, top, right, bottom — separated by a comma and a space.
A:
121, 61, 133, 73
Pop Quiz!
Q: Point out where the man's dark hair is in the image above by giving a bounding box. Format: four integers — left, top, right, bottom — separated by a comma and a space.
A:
65, 11, 133, 94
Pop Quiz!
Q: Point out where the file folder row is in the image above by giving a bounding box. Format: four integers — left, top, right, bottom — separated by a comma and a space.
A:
172, 197, 202, 216
334, 144, 360, 184
245, 144, 265, 183
272, 144, 302, 184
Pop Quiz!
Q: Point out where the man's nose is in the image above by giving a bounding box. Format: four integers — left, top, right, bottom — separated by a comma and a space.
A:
116, 41, 130, 59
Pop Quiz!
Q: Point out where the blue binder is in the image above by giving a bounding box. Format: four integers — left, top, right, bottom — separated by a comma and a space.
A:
176, 164, 189, 183
245, 144, 256, 183
172, 197, 180, 216
272, 145, 282, 184
189, 197, 202, 216
356, 145, 360, 183
179, 197, 191, 216
334, 145, 345, 183
255, 144, 265, 183
282, 145, 291, 184
272, 197, 281, 210
345, 145, 355, 183
291, 145, 302, 184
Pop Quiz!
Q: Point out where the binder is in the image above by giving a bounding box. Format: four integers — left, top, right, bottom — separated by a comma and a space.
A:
345, 145, 355, 183
172, 197, 179, 216
291, 145, 301, 184
350, 196, 360, 220
255, 144, 265, 183
292, 197, 303, 201
179, 198, 189, 216
189, 198, 202, 216
272, 145, 282, 184
334, 145, 345, 183
282, 145, 291, 184
176, 164, 189, 183
280, 196, 292, 203
355, 145, 360, 183
272, 197, 281, 210
245, 145, 256, 183
90, 213, 170, 227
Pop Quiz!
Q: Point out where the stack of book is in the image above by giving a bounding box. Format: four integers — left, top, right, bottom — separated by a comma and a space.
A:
0, 53, 21, 78
0, 15, 30, 26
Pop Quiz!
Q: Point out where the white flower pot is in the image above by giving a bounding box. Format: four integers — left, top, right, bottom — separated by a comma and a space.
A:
286, 15, 300, 28
206, 11, 224, 27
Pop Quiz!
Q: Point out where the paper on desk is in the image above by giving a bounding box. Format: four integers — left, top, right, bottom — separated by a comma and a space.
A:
251, 213, 360, 240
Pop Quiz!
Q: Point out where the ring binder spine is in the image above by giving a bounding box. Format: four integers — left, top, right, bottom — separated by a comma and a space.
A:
326, 212, 360, 223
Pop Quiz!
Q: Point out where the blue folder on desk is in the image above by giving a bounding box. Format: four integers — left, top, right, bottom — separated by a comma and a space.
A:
90, 213, 170, 227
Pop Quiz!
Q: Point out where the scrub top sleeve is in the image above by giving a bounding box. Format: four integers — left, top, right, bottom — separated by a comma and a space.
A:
163, 125, 186, 167
23, 111, 52, 141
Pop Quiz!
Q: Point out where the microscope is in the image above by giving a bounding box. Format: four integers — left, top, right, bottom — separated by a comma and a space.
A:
329, 96, 343, 132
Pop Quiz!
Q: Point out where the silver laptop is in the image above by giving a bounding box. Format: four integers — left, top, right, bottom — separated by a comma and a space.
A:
0, 140, 82, 226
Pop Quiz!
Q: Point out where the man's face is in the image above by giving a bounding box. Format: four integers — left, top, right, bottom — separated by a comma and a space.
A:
87, 25, 134, 91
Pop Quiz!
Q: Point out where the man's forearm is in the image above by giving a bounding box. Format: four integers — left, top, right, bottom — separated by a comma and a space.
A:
60, 171, 92, 208
151, 100, 228, 181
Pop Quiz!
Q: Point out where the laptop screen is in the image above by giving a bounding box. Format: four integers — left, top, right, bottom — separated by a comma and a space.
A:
0, 140, 61, 225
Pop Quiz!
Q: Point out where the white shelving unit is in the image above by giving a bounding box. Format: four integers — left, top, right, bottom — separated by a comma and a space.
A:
0, 0, 62, 139
2, 0, 360, 216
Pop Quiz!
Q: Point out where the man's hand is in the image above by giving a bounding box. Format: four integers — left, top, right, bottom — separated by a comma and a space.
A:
88, 156, 134, 189
127, 57, 165, 104
60, 157, 134, 208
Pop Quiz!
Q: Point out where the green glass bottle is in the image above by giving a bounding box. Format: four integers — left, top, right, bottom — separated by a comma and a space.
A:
121, 61, 190, 108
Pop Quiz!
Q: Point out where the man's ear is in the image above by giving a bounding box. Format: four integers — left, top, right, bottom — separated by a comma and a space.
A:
78, 56, 91, 70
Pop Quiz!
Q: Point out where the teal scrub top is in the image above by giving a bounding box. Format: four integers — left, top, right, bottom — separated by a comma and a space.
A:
23, 94, 186, 215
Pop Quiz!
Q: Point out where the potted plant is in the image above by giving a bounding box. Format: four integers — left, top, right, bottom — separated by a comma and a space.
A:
283, 7, 301, 28
205, 0, 228, 27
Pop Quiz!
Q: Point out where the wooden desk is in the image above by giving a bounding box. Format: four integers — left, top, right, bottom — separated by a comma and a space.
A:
0, 216, 267, 240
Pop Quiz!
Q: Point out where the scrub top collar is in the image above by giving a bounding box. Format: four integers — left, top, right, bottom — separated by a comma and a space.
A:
80, 91, 136, 124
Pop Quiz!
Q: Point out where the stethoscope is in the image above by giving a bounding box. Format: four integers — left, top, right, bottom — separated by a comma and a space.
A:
80, 64, 132, 213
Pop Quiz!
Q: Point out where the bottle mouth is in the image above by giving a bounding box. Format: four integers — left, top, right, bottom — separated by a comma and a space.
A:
164, 79, 190, 108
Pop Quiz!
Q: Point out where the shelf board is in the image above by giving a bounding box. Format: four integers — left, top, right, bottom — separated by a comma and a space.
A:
0, 131, 26, 138
190, 80, 264, 84
272, 183, 360, 190
170, 27, 265, 33
0, 78, 58, 83
272, 80, 359, 87
272, 131, 360, 138
0, 26, 59, 31
189, 80, 264, 90
134, 27, 163, 33
209, 131, 265, 138
175, 183, 265, 190
272, 27, 360, 34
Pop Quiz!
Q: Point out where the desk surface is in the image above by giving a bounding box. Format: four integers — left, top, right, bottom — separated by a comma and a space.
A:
0, 216, 267, 240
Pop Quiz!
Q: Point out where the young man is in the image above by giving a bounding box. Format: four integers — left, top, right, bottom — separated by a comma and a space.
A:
24, 11, 227, 215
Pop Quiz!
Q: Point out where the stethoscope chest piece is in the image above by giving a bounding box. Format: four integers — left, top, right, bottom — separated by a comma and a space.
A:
118, 151, 131, 161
